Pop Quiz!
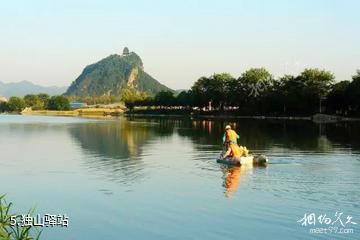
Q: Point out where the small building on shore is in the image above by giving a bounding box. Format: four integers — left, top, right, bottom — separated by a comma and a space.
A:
0, 96, 8, 103
70, 102, 87, 108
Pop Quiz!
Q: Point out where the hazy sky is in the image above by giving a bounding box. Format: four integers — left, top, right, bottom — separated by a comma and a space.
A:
0, 0, 359, 89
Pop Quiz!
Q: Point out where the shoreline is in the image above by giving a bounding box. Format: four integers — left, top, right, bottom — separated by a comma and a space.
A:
21, 108, 124, 118
125, 112, 360, 122
18, 109, 360, 122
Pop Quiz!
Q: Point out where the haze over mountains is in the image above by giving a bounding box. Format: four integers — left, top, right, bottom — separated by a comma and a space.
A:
65, 48, 173, 97
0, 80, 66, 98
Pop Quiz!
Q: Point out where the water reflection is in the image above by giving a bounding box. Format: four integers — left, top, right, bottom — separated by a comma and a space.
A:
67, 118, 184, 183
2, 115, 359, 240
69, 121, 152, 159
221, 165, 264, 198
67, 116, 360, 186
222, 166, 242, 198
175, 118, 360, 152
68, 120, 157, 183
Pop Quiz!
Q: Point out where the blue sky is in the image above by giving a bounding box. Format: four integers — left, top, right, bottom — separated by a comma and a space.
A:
0, 0, 359, 89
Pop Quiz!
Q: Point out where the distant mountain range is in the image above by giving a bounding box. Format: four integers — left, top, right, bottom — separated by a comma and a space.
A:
0, 80, 67, 98
65, 48, 173, 97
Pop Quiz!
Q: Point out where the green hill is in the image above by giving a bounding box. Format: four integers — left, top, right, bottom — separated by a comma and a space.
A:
65, 49, 173, 97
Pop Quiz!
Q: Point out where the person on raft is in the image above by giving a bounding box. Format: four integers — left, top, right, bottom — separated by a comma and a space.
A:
221, 125, 242, 161
222, 125, 239, 144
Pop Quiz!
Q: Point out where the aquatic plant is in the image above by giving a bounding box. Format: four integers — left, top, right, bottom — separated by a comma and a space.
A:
0, 195, 41, 240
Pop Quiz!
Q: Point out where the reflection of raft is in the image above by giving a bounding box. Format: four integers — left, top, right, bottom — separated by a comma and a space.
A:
217, 154, 268, 166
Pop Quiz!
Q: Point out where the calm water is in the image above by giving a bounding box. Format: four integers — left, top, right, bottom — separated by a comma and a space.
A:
0, 114, 359, 240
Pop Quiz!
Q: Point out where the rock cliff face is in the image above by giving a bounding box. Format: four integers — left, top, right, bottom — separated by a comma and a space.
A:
127, 67, 139, 88
65, 48, 172, 97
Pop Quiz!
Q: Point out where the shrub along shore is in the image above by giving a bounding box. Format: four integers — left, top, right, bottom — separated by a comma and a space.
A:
1, 68, 360, 120
21, 107, 124, 117
122, 68, 360, 118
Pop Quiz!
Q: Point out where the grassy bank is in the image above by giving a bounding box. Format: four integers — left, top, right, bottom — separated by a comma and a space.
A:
21, 107, 124, 117
0, 195, 41, 240
20, 106, 360, 122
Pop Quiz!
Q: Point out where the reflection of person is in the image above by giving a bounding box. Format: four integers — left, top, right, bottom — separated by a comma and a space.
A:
223, 167, 241, 198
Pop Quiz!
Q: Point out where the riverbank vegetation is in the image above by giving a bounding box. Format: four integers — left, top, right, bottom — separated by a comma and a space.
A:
127, 68, 360, 117
0, 94, 70, 113
0, 195, 41, 240
0, 93, 125, 116
1, 68, 359, 117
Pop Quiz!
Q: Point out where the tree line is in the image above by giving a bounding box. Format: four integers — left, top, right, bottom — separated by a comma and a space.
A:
0, 93, 125, 113
2, 68, 359, 116
125, 68, 360, 117
0, 94, 70, 112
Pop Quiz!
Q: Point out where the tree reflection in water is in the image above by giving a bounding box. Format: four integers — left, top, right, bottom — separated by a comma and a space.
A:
68, 116, 360, 185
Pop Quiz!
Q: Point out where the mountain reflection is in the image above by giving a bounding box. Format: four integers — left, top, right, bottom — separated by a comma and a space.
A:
69, 121, 153, 159
67, 118, 183, 183
68, 119, 158, 183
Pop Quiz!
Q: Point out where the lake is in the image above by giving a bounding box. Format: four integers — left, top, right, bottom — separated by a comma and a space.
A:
0, 114, 359, 240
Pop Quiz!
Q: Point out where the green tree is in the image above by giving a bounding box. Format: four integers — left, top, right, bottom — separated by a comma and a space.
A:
299, 68, 335, 96
239, 68, 273, 95
47, 96, 70, 110
154, 91, 176, 107
352, 69, 360, 82
190, 76, 210, 107
191, 73, 234, 109
297, 68, 335, 113
238, 68, 273, 114
212, 73, 235, 109
176, 91, 192, 107
261, 77, 288, 115
326, 80, 350, 114
0, 102, 9, 112
346, 70, 360, 115
277, 75, 306, 114
224, 77, 245, 107
7, 97, 26, 112
37, 93, 50, 107
120, 87, 149, 110
24, 94, 44, 110
240, 68, 272, 84
24, 94, 38, 106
